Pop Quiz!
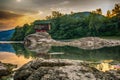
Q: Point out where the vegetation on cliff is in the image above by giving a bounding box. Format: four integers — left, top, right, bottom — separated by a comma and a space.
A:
11, 24, 35, 41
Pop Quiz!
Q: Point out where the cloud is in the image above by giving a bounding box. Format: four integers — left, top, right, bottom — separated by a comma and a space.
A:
0, 10, 43, 31
0, 10, 24, 20
0, 22, 5, 26
59, 1, 70, 5
0, 10, 26, 30
38, 10, 44, 15
0, 10, 34, 31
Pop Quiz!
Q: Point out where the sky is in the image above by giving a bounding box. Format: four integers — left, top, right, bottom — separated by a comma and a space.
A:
0, 0, 120, 31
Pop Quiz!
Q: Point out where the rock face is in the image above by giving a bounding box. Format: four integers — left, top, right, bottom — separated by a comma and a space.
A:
14, 58, 119, 80
106, 70, 120, 79
0, 62, 9, 77
24, 32, 52, 48
68, 37, 120, 49
0, 62, 16, 77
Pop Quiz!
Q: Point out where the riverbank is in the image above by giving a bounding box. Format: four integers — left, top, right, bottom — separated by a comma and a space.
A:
0, 41, 23, 44
100, 36, 120, 40
24, 33, 120, 50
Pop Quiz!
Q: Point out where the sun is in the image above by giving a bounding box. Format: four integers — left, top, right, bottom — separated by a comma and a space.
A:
16, 0, 21, 2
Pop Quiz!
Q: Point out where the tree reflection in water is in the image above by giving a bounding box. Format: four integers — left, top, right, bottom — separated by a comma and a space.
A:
11, 43, 120, 62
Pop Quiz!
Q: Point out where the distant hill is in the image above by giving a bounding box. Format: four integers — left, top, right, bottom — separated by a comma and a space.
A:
0, 29, 15, 41
0, 44, 15, 53
71, 12, 105, 19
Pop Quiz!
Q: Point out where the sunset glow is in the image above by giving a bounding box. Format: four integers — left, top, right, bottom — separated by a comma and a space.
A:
0, 0, 120, 31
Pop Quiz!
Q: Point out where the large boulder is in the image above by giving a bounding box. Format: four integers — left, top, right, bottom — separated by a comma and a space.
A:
14, 58, 119, 80
24, 32, 53, 48
24, 32, 51, 43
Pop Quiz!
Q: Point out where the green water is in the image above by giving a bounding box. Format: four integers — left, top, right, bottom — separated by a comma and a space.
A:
0, 43, 120, 62
1, 43, 120, 62
50, 46, 120, 62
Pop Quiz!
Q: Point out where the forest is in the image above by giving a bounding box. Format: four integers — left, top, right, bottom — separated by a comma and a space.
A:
11, 4, 120, 40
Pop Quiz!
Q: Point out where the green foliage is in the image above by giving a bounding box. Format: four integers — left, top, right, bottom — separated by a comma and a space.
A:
11, 23, 35, 41
11, 11, 120, 41
49, 12, 105, 39
48, 12, 120, 40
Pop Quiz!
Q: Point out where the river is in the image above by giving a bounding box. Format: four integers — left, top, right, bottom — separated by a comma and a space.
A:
0, 43, 120, 79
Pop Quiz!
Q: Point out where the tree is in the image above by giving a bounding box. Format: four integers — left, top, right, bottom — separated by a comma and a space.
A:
46, 11, 63, 20
112, 3, 120, 17
92, 8, 102, 15
71, 11, 74, 14
96, 8, 102, 15
106, 10, 111, 17
11, 23, 35, 41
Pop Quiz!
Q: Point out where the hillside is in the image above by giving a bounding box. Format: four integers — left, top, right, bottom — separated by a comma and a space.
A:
47, 12, 108, 39
0, 29, 15, 41
11, 24, 35, 41
0, 44, 15, 53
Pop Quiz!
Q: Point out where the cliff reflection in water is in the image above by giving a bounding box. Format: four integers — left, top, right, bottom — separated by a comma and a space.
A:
24, 43, 120, 62
24, 43, 120, 71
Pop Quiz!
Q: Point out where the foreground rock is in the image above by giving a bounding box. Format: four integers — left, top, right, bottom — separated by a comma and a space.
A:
0, 62, 16, 77
106, 70, 120, 79
14, 58, 119, 80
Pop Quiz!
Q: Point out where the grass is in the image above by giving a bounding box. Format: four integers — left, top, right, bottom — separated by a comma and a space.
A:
100, 36, 120, 40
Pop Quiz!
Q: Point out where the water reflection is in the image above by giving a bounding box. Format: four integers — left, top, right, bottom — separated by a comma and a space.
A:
0, 43, 120, 71
49, 46, 120, 61
12, 44, 36, 59
0, 52, 32, 68
0, 44, 15, 53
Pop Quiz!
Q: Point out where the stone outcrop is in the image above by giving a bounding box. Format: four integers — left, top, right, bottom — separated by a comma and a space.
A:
106, 70, 120, 79
24, 32, 52, 48
24, 32, 120, 50
14, 58, 119, 80
66, 37, 120, 49
0, 62, 16, 77
0, 62, 9, 77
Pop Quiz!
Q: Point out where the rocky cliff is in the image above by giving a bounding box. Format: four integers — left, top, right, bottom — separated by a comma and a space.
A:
24, 32, 120, 50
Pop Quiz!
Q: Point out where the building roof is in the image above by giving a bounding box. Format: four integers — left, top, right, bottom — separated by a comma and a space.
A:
34, 20, 51, 25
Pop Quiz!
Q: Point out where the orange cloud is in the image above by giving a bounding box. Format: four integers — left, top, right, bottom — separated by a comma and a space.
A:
0, 10, 43, 31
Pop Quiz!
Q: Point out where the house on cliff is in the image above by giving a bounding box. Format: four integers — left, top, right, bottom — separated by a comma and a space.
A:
34, 20, 51, 32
